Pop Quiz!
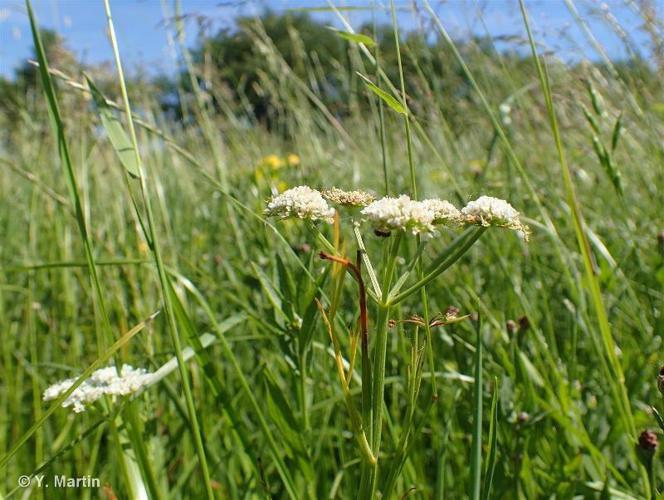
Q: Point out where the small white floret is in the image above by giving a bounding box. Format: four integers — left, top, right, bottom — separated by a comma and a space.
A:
321, 187, 375, 207
461, 196, 530, 238
361, 195, 435, 236
420, 199, 461, 224
265, 186, 335, 223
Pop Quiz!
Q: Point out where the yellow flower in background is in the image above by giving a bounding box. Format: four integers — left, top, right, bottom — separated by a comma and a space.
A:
261, 154, 286, 170
286, 153, 300, 167
256, 153, 300, 172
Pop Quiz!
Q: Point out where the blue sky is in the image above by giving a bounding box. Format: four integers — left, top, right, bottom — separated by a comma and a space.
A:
0, 0, 657, 79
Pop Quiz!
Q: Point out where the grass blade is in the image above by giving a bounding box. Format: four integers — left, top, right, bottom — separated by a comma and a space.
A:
469, 316, 483, 500
482, 378, 499, 500
517, 0, 643, 489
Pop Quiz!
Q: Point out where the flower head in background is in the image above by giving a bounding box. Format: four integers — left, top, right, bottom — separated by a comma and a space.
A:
43, 364, 153, 413
461, 196, 530, 239
265, 186, 335, 223
260, 154, 286, 170
361, 195, 436, 236
286, 153, 300, 167
322, 187, 375, 208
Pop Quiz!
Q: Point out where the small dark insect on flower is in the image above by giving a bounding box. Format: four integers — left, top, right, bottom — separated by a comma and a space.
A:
518, 315, 530, 332
374, 228, 392, 238
657, 231, 664, 253
657, 365, 664, 397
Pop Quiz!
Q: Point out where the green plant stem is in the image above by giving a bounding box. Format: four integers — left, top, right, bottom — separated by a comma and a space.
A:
470, 318, 483, 500
102, 2, 214, 497
390, 0, 417, 199
364, 233, 402, 497
299, 350, 309, 432
646, 457, 656, 500
25, 0, 113, 357
306, 220, 337, 254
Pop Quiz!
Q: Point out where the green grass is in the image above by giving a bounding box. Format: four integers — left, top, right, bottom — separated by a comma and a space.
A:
1, 1, 663, 498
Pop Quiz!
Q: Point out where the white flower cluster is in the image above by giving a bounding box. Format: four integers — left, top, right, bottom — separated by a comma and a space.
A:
264, 186, 335, 223
462, 195, 529, 238
264, 187, 529, 239
322, 187, 375, 207
43, 364, 154, 413
361, 195, 456, 237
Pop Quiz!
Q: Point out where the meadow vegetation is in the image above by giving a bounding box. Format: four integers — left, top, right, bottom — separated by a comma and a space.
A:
0, 1, 663, 498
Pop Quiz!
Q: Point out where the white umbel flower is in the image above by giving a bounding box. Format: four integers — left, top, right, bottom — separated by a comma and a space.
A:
421, 199, 462, 224
321, 187, 375, 207
361, 195, 436, 236
265, 186, 335, 223
44, 364, 154, 413
461, 196, 530, 238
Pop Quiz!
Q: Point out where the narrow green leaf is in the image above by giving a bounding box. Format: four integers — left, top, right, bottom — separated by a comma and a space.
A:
331, 29, 376, 47
356, 72, 406, 114
651, 407, 664, 433
86, 76, 140, 178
